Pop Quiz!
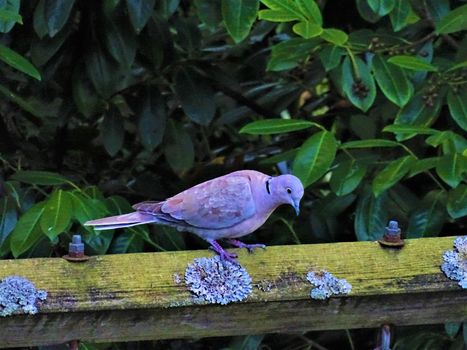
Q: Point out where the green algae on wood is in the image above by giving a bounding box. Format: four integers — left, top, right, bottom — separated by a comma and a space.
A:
0, 236, 465, 347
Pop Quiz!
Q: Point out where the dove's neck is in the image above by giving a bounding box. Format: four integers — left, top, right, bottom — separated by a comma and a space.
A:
251, 175, 283, 216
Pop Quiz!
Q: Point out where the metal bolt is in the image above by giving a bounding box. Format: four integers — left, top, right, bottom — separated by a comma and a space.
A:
374, 324, 392, 350
379, 220, 404, 248
63, 234, 90, 262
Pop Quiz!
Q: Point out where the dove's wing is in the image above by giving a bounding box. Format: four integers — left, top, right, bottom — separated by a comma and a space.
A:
133, 175, 256, 229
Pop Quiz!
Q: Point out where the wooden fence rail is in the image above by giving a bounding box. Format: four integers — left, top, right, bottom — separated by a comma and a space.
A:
0, 236, 465, 348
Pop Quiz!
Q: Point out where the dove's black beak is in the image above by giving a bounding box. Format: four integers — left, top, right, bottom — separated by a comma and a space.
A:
292, 200, 300, 216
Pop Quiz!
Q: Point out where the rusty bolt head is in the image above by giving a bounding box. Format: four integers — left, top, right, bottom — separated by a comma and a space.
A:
63, 234, 90, 262
379, 220, 404, 248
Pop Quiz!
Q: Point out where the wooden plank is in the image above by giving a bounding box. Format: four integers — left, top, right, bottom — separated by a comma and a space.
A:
0, 236, 465, 347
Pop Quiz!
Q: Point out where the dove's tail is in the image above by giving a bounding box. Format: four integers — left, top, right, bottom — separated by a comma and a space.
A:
84, 212, 157, 230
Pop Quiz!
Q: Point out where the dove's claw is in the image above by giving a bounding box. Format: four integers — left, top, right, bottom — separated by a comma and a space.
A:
228, 239, 267, 253
208, 239, 239, 263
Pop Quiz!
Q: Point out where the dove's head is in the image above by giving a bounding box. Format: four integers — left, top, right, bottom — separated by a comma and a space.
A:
269, 174, 304, 215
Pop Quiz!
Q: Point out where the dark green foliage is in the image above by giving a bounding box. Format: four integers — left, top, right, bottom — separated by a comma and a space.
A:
0, 0, 466, 348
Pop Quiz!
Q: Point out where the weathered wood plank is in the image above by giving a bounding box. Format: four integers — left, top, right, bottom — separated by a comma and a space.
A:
0, 237, 465, 347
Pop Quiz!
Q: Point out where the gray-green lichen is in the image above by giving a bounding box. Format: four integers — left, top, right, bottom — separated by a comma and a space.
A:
307, 270, 352, 300
0, 276, 47, 316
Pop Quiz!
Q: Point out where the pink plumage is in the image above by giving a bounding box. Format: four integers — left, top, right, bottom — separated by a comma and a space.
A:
85, 170, 304, 261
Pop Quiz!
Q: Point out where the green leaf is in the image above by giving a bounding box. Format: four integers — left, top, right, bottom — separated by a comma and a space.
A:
367, 0, 395, 16
408, 157, 440, 177
372, 54, 413, 107
69, 192, 106, 226
194, 0, 222, 31
435, 4, 467, 34
83, 230, 113, 255
319, 45, 345, 71
33, 0, 48, 38
0, 0, 20, 33
436, 153, 466, 188
425, 131, 467, 154
173, 66, 215, 125
44, 0, 75, 37
0, 44, 41, 80
389, 0, 411, 31
126, 0, 155, 33
340, 139, 401, 149
258, 9, 299, 22
103, 15, 136, 69
342, 56, 376, 112
445, 323, 461, 340
267, 38, 320, 71
10, 201, 46, 258
164, 120, 194, 174
260, 148, 298, 165
383, 125, 438, 135
138, 88, 167, 151
355, 187, 390, 241
356, 0, 381, 23
394, 93, 442, 141
320, 28, 348, 45
425, 0, 450, 22
0, 196, 17, 247
296, 0, 322, 24
72, 66, 105, 118
447, 60, 467, 72
31, 23, 70, 67
222, 0, 259, 43
407, 190, 446, 238
101, 108, 125, 157
240, 119, 315, 134
109, 231, 144, 253
372, 155, 414, 197
292, 21, 322, 39
447, 88, 467, 132
292, 130, 337, 187
388, 55, 438, 72
330, 160, 367, 196
260, 0, 306, 21
40, 189, 72, 240
447, 184, 467, 219
11, 170, 70, 186
0, 0, 21, 33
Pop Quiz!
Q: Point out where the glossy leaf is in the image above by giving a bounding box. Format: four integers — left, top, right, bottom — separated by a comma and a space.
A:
240, 119, 315, 134
292, 21, 322, 39
436, 153, 465, 188
408, 157, 440, 177
174, 66, 215, 125
355, 187, 390, 241
293, 130, 337, 187
0, 44, 41, 80
164, 120, 194, 174
447, 88, 467, 131
388, 55, 438, 72
382, 125, 437, 135
33, 0, 48, 38
435, 4, 467, 34
320, 29, 348, 45
340, 139, 401, 149
222, 0, 259, 43
11, 170, 70, 186
10, 201, 46, 258
367, 0, 395, 16
0, 0, 20, 33
372, 54, 413, 107
69, 191, 106, 226
40, 189, 72, 240
72, 67, 105, 118
101, 108, 124, 157
296, 0, 322, 24
407, 190, 446, 238
389, 0, 410, 31
342, 56, 376, 112
330, 160, 367, 196
260, 0, 306, 21
447, 184, 467, 219
138, 88, 167, 151
0, 196, 17, 247
31, 23, 70, 66
194, 0, 222, 31
126, 0, 155, 33
103, 15, 136, 68
372, 155, 414, 197
44, 0, 75, 37
425, 0, 450, 22
268, 38, 320, 71
319, 45, 345, 71
258, 9, 299, 22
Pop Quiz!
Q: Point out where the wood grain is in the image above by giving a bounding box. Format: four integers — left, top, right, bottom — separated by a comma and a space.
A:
0, 236, 465, 347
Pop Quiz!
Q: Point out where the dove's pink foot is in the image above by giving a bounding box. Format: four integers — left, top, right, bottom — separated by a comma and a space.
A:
208, 239, 238, 263
228, 239, 266, 253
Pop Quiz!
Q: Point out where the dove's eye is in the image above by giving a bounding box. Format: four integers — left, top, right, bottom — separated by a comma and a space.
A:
286, 187, 292, 194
